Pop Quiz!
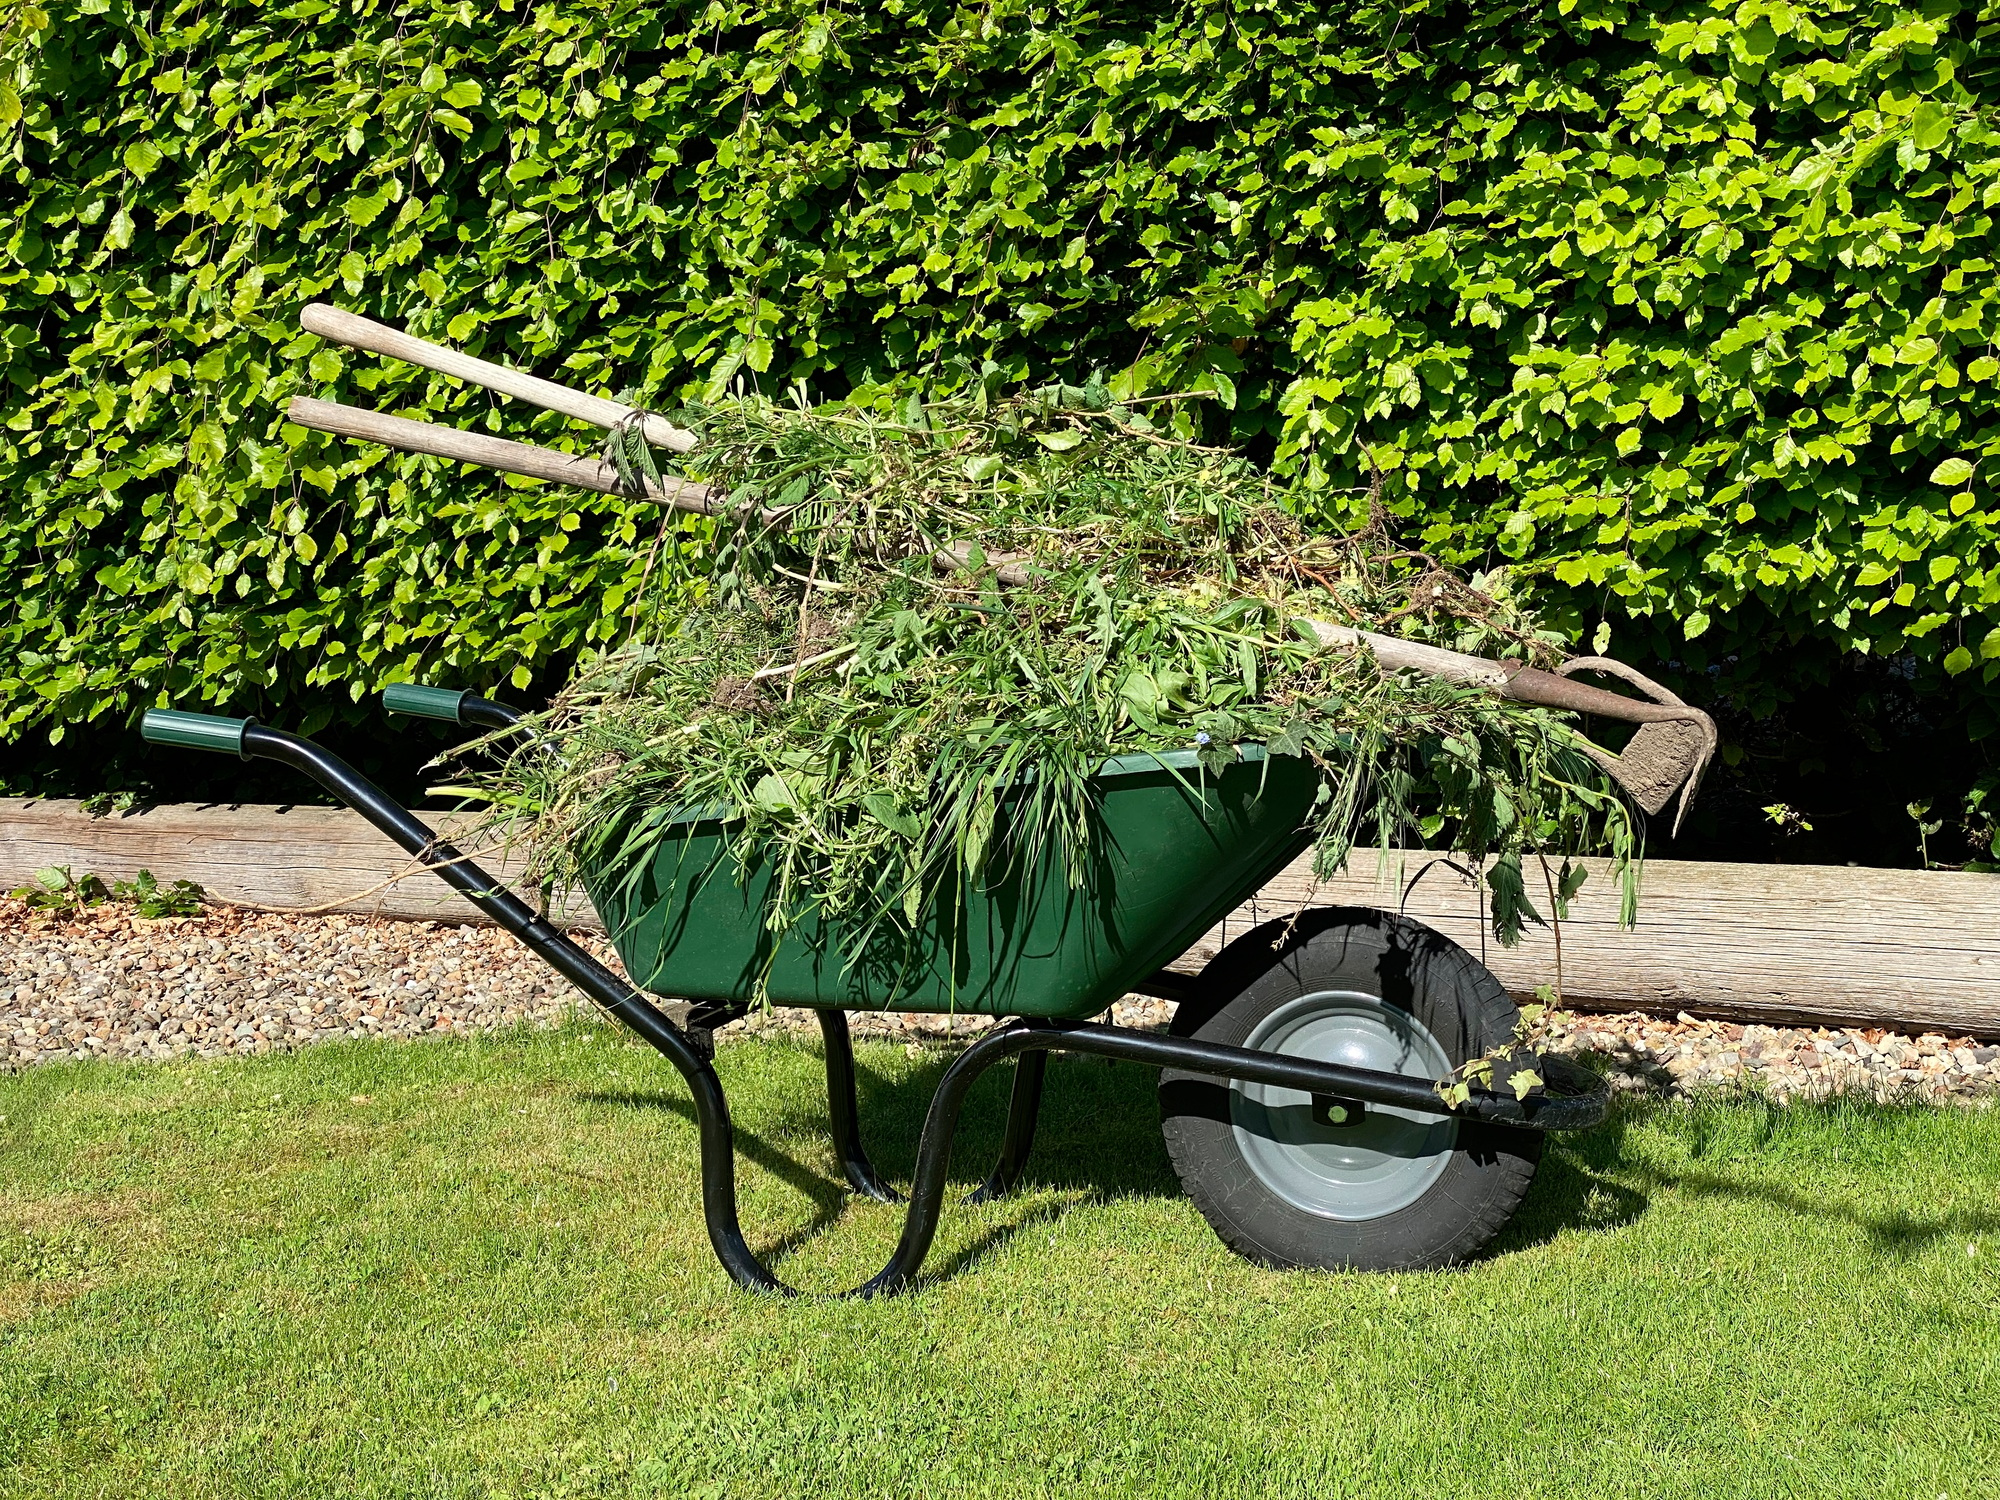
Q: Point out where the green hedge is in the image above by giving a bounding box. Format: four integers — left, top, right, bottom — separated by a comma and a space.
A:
2, 0, 1996, 750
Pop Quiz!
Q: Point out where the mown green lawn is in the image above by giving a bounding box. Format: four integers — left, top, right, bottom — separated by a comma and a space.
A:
2, 1018, 1997, 1500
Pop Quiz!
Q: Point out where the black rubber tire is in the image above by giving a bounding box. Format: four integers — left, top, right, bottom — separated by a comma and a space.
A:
1159, 906, 1541, 1273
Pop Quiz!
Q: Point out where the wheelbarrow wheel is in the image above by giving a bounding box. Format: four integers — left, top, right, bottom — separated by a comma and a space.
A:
1159, 907, 1540, 1273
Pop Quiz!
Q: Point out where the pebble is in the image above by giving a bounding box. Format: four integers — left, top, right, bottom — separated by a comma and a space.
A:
2, 900, 1994, 1105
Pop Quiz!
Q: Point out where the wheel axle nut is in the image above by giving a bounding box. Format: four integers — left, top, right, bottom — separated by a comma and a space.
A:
1310, 1093, 1367, 1128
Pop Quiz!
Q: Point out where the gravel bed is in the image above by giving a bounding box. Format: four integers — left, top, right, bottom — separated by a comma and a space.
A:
3, 900, 1996, 1104
0, 900, 1163, 1069
1542, 1009, 2000, 1106
1, 901, 593, 1067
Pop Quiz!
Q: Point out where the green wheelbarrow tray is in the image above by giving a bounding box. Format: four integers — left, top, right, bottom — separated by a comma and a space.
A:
139, 694, 1612, 1300
580, 748, 1322, 1021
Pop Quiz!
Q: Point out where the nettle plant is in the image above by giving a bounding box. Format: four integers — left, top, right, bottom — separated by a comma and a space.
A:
0, 0, 1993, 754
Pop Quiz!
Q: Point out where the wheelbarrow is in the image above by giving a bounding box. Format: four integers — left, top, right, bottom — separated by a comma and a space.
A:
140, 689, 1609, 1297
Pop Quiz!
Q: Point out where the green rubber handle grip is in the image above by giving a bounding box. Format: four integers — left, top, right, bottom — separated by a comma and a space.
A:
141, 709, 254, 758
382, 683, 468, 723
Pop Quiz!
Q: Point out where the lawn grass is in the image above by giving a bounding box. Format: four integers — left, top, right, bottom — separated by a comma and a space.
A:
2, 1017, 1997, 1500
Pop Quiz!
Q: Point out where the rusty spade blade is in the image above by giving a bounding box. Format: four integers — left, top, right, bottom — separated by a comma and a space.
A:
1498, 657, 1717, 836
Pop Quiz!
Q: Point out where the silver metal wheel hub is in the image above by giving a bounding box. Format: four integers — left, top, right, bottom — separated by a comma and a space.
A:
1230, 989, 1459, 1221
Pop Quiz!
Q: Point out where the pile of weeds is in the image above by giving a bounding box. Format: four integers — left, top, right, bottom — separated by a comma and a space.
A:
463, 387, 1637, 976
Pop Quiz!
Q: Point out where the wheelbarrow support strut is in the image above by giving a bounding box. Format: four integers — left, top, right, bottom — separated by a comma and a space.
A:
816, 1008, 900, 1205
140, 708, 1598, 1298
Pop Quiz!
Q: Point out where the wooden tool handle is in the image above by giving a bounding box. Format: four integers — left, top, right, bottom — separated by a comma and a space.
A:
1498, 664, 1702, 726
1305, 619, 1509, 688
287, 396, 722, 515
289, 398, 1036, 586
299, 305, 698, 454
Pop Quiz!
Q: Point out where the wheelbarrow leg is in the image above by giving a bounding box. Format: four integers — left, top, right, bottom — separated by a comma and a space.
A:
816, 1010, 901, 1203
966, 1050, 1047, 1203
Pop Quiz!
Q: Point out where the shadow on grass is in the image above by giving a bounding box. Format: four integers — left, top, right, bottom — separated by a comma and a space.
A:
578, 1049, 1171, 1279
576, 1089, 856, 1268
1662, 1170, 2000, 1258
1498, 1088, 2000, 1261
585, 1043, 2000, 1286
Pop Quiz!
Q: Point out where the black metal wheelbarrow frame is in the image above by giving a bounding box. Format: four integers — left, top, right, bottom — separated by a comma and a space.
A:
140, 693, 1607, 1298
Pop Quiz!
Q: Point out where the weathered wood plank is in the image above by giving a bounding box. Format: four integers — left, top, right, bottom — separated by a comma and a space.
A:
0, 798, 571, 927
5, 798, 1996, 1035
1187, 852, 2000, 1036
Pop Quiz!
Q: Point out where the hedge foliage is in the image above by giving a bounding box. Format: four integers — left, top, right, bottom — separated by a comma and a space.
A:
2, 0, 1996, 749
